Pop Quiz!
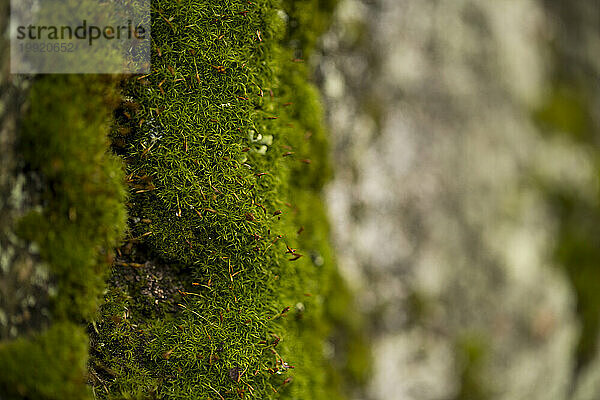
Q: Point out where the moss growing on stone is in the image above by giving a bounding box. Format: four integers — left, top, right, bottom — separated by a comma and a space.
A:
91, 0, 364, 399
16, 76, 127, 321
0, 322, 90, 399
534, 79, 600, 372
0, 75, 127, 399
0, 1, 364, 398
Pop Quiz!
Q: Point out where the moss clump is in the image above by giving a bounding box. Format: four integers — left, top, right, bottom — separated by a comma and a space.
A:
533, 83, 594, 142
0, 322, 90, 399
16, 76, 127, 321
543, 185, 600, 370
91, 0, 365, 398
534, 77, 599, 372
281, 0, 338, 58
0, 75, 127, 399
453, 334, 491, 400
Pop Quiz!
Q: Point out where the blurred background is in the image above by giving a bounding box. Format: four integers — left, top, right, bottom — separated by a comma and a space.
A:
315, 0, 600, 399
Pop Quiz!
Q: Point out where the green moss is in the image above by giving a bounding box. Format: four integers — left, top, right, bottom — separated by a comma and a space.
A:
533, 83, 593, 141
454, 334, 491, 400
17, 75, 127, 321
0, 1, 359, 398
533, 70, 600, 372
280, 0, 338, 58
543, 188, 600, 370
0, 322, 90, 400
91, 0, 366, 398
0, 75, 127, 398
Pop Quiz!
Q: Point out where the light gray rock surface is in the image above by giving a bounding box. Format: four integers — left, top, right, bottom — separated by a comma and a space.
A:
317, 0, 600, 399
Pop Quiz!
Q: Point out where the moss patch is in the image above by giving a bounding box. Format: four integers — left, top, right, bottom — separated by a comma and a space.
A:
0, 75, 127, 399
533, 75, 600, 372
91, 0, 365, 399
0, 322, 90, 400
